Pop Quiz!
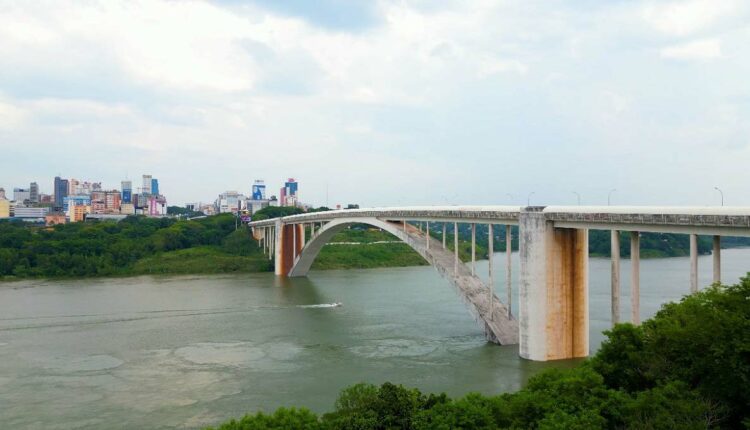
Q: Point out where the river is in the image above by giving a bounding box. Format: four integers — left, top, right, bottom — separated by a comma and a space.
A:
1, 248, 749, 429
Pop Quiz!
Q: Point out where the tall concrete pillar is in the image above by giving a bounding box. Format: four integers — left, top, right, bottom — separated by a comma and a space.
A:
426, 221, 430, 249
293, 224, 297, 261
488, 224, 494, 319
519, 208, 588, 361
268, 227, 273, 260
713, 235, 721, 284
611, 230, 621, 325
471, 224, 476, 275
690, 233, 698, 293
630, 231, 640, 325
274, 220, 284, 275
454, 222, 459, 275
301, 224, 306, 249
442, 224, 447, 249
275, 222, 303, 276
506, 225, 512, 319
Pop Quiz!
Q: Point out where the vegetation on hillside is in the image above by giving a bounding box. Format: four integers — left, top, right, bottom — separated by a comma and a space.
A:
0, 215, 271, 280
206, 276, 750, 429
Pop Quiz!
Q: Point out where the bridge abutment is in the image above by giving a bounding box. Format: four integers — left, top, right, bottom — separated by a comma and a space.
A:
519, 208, 589, 361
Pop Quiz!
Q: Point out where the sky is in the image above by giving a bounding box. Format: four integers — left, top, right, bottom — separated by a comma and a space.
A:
1, 0, 749, 207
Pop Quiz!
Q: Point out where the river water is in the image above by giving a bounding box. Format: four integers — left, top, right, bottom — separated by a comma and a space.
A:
1, 249, 748, 429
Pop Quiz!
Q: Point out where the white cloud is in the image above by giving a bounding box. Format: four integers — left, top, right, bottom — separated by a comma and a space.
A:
643, 0, 742, 36
0, 100, 27, 129
661, 38, 722, 60
1, 0, 750, 205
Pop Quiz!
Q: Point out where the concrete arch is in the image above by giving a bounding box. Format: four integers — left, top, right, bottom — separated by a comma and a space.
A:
288, 217, 519, 345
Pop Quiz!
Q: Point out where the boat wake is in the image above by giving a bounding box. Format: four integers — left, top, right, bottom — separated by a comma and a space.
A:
297, 303, 342, 309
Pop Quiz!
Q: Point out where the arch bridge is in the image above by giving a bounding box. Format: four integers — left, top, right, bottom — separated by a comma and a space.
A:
248, 206, 750, 361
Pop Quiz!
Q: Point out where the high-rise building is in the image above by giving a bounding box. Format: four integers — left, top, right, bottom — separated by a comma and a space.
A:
104, 190, 121, 213
151, 178, 159, 196
13, 188, 31, 204
29, 182, 39, 204
252, 180, 266, 200
54, 176, 69, 210
280, 178, 299, 207
121, 180, 132, 204
142, 175, 153, 195
63, 195, 91, 213
0, 188, 6, 200
215, 191, 245, 213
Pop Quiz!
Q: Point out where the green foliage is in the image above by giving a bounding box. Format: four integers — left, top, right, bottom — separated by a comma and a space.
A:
206, 408, 322, 430
166, 205, 204, 217
0, 214, 270, 280
206, 275, 750, 430
252, 206, 304, 221
588, 230, 719, 258
591, 277, 750, 426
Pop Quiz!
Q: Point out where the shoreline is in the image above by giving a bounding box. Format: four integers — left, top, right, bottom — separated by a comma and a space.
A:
3, 246, 747, 284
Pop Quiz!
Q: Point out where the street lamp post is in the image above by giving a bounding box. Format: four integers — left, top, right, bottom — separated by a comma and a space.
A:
572, 191, 581, 205
607, 189, 617, 206
527, 192, 535, 206
714, 186, 724, 206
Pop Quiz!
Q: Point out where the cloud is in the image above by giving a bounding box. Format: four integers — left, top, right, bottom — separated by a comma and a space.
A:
661, 38, 722, 60
643, 0, 743, 36
0, 0, 749, 206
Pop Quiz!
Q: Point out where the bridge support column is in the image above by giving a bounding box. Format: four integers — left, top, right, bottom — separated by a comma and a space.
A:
442, 224, 447, 249
713, 235, 721, 284
611, 230, 621, 325
630, 231, 640, 325
426, 221, 430, 249
519, 209, 588, 361
488, 224, 494, 319
506, 225, 512, 319
275, 221, 304, 276
690, 233, 698, 293
454, 222, 458, 275
471, 224, 476, 275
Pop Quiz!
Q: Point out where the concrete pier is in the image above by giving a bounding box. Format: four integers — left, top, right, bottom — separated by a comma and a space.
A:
519, 208, 588, 361
690, 234, 698, 293
426, 221, 430, 249
630, 231, 640, 325
453, 222, 458, 275
713, 235, 721, 284
488, 224, 494, 319
471, 224, 476, 275
442, 224, 447, 249
611, 230, 620, 325
506, 225, 512, 318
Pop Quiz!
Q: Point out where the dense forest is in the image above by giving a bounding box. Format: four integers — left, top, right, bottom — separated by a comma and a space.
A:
206, 277, 750, 429
0, 214, 271, 279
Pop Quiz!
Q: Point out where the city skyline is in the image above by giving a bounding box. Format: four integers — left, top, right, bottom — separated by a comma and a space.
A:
2, 1, 750, 207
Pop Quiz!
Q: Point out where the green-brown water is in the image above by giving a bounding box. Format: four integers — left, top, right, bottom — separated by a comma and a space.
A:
1, 249, 748, 429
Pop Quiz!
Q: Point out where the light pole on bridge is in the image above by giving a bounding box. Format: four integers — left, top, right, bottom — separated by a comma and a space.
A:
526, 192, 535, 206
714, 186, 724, 206
607, 189, 616, 206
572, 191, 581, 205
